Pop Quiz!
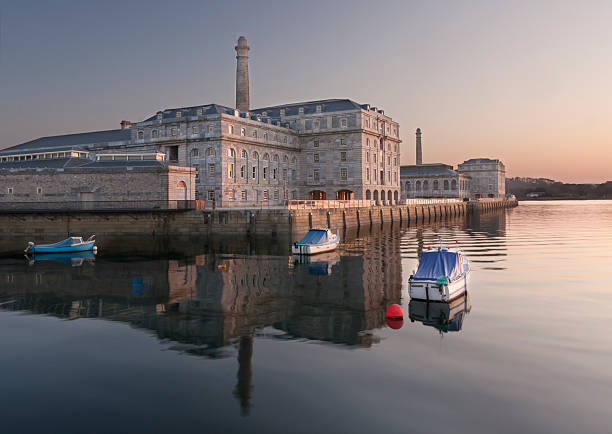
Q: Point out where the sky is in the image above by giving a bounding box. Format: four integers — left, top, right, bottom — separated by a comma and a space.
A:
0, 0, 610, 183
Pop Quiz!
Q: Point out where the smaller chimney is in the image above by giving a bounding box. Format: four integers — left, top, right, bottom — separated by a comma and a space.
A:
416, 128, 422, 165
120, 120, 132, 130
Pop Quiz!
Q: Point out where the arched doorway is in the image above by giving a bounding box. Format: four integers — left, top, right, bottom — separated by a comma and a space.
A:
336, 190, 353, 200
176, 180, 187, 201
394, 191, 398, 203
381, 190, 386, 203
309, 190, 326, 200
388, 191, 392, 202
373, 190, 378, 201
366, 189, 371, 200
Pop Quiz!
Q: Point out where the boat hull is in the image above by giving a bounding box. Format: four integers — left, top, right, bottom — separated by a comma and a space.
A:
409, 271, 470, 302
32, 241, 96, 254
291, 240, 339, 255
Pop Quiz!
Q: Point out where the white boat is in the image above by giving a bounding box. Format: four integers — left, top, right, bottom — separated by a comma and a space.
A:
408, 245, 470, 302
408, 292, 471, 333
292, 228, 339, 255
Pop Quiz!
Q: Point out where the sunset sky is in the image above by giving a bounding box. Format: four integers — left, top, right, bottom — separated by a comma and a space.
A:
1, 0, 610, 183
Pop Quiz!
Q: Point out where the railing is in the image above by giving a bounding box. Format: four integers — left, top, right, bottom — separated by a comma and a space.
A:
0, 200, 203, 213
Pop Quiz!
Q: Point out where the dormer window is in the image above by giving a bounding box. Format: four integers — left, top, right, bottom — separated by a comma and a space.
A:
176, 110, 182, 118
298, 107, 304, 114
262, 111, 267, 117
196, 108, 203, 116
137, 131, 144, 140
314, 120, 320, 129
171, 127, 177, 136
156, 112, 162, 120
241, 128, 245, 136
341, 118, 347, 128
192, 126, 198, 134
152, 130, 159, 138
316, 105, 322, 113
280, 109, 285, 116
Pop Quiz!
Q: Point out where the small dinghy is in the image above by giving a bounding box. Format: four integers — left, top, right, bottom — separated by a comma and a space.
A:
292, 228, 339, 255
25, 235, 96, 254
408, 242, 470, 302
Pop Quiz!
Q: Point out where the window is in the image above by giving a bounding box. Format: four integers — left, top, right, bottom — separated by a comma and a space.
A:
387, 171, 391, 182
252, 166, 257, 179
388, 156, 391, 165
393, 157, 397, 166
229, 125, 234, 134
241, 128, 245, 136
263, 153, 269, 161
240, 165, 246, 178
228, 148, 236, 157
152, 130, 159, 138
366, 168, 370, 181
298, 107, 304, 114
228, 163, 234, 178
208, 125, 214, 134
314, 120, 320, 129
366, 138, 370, 147
37, 187, 43, 195
366, 152, 370, 162
192, 126, 198, 134
263, 132, 268, 140
444, 180, 449, 190
157, 112, 163, 120
263, 167, 268, 180
340, 151, 347, 162
380, 139, 384, 150
208, 164, 215, 177
262, 111, 267, 117
314, 140, 319, 147
274, 133, 278, 141
241, 190, 247, 200
196, 108, 203, 116
263, 190, 269, 200
228, 190, 234, 200
283, 168, 287, 180
273, 168, 277, 180
279, 109, 285, 116
253, 151, 259, 159
252, 130, 257, 138
241, 150, 248, 158
292, 169, 296, 179
207, 190, 215, 200
340, 138, 346, 146
206, 147, 215, 156
316, 105, 322, 112
314, 153, 319, 162
176, 110, 182, 118
292, 157, 297, 164
7, 187, 13, 194
394, 172, 397, 184
283, 136, 287, 143
194, 164, 199, 181
137, 131, 144, 139
283, 155, 288, 162
341, 118, 347, 128
274, 190, 279, 200
273, 154, 279, 162
313, 169, 320, 181
171, 127, 177, 136
191, 148, 199, 157
374, 154, 377, 163
340, 168, 348, 180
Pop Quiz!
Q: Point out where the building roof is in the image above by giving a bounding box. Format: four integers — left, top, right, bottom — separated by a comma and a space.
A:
80, 160, 166, 169
0, 157, 91, 170
400, 164, 458, 177
460, 158, 502, 164
141, 104, 237, 122
1, 129, 131, 155
250, 99, 364, 118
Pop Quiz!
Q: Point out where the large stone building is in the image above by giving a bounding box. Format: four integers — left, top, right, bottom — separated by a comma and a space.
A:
0, 37, 401, 207
400, 129, 505, 199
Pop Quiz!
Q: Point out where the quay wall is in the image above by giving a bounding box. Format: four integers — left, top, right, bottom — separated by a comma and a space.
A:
0, 199, 517, 252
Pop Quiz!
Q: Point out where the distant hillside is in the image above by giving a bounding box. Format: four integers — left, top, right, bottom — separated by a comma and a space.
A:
507, 177, 612, 200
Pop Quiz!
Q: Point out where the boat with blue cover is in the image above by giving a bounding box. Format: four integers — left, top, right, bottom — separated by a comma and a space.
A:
292, 228, 339, 255
24, 235, 96, 254
408, 243, 470, 302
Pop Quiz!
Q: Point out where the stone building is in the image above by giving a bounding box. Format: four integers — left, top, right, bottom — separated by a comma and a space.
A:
0, 36, 401, 207
457, 158, 506, 198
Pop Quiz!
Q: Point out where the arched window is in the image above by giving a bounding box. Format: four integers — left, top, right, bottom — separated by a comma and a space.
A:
263, 153, 269, 161
241, 149, 248, 158
444, 180, 449, 190
366, 189, 371, 200
433, 180, 439, 190
252, 151, 259, 159
381, 190, 385, 202
273, 154, 279, 162
394, 191, 398, 202
228, 148, 236, 157
423, 180, 429, 191
452, 179, 457, 190
406, 181, 411, 191
366, 138, 370, 147
388, 191, 392, 201
283, 155, 288, 162
373, 190, 378, 201
380, 138, 384, 150
206, 147, 215, 156
291, 156, 297, 164
416, 181, 421, 191
191, 148, 199, 157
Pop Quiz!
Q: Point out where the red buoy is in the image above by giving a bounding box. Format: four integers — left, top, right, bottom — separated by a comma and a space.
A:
386, 304, 404, 320
386, 318, 404, 330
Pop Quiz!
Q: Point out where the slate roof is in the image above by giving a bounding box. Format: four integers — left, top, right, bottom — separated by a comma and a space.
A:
400, 164, 458, 177
0, 158, 91, 170
80, 160, 166, 169
460, 158, 500, 164
1, 129, 131, 155
142, 104, 236, 122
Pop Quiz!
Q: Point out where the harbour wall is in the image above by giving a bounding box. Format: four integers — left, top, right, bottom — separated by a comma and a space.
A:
0, 199, 517, 253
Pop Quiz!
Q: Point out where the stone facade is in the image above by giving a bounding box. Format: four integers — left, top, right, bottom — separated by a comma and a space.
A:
458, 158, 506, 198
0, 162, 195, 203
400, 164, 471, 199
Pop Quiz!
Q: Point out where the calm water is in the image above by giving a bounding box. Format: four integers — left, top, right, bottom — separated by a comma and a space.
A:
1, 201, 611, 434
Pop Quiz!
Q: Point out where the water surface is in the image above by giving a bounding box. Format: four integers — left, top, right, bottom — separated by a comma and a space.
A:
1, 201, 611, 434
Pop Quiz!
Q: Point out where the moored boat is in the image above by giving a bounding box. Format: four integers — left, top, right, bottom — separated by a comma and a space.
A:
25, 235, 97, 254
408, 245, 470, 302
292, 228, 339, 255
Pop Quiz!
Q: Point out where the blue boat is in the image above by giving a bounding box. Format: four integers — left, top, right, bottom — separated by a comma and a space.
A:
27, 251, 96, 267
25, 235, 96, 254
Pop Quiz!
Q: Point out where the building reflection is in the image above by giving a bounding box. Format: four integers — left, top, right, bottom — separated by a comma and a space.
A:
0, 232, 402, 416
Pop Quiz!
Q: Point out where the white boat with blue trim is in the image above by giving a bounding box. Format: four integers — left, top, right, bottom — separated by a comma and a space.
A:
25, 235, 97, 254
292, 228, 339, 255
408, 244, 470, 302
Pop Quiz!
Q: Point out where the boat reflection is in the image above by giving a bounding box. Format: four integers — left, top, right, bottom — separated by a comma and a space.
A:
408, 292, 471, 333
25, 250, 96, 267
292, 251, 341, 275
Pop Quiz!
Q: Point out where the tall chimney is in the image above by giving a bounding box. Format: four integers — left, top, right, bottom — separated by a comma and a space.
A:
416, 128, 422, 165
235, 36, 250, 113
